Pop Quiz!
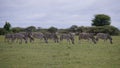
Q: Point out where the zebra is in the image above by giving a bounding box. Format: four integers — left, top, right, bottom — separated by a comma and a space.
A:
96, 33, 113, 44
20, 32, 34, 43
78, 33, 96, 44
4, 33, 14, 43
4, 32, 34, 44
13, 33, 28, 44
32, 32, 48, 43
60, 32, 75, 44
44, 32, 59, 43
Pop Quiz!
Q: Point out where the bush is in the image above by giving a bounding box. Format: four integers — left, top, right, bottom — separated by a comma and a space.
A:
48, 27, 58, 33
77, 26, 119, 35
11, 27, 25, 33
0, 28, 7, 35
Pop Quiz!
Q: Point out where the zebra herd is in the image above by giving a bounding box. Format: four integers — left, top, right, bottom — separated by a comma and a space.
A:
4, 32, 113, 44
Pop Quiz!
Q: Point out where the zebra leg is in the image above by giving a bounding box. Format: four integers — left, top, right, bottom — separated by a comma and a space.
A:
43, 37, 48, 43
55, 39, 58, 43
31, 37, 34, 43
68, 39, 70, 44
87, 38, 91, 43
25, 39, 27, 43
60, 37, 63, 41
109, 39, 113, 44
54, 38, 59, 43
66, 38, 70, 44
57, 39, 59, 43
16, 38, 19, 43
23, 37, 27, 43
71, 38, 74, 44
91, 38, 96, 44
53, 38, 56, 43
11, 38, 15, 43
96, 37, 99, 41
95, 37, 99, 44
19, 39, 22, 44
108, 36, 113, 44
7, 39, 10, 43
59, 37, 63, 44
71, 40, 74, 44
78, 38, 81, 44
104, 38, 107, 42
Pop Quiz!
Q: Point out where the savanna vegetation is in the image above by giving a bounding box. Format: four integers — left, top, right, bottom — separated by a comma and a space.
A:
0, 14, 120, 68
0, 36, 120, 68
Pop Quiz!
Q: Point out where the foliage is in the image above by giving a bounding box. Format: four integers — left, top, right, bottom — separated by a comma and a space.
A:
92, 14, 111, 26
58, 29, 70, 33
3, 21, 11, 32
69, 25, 78, 32
77, 26, 89, 33
1, 22, 119, 36
48, 26, 58, 33
36, 27, 42, 32
77, 26, 120, 35
11, 27, 25, 33
0, 28, 7, 35
25, 26, 36, 32
39, 29, 48, 33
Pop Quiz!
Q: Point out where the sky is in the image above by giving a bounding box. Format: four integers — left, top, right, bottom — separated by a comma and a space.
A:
0, 0, 120, 29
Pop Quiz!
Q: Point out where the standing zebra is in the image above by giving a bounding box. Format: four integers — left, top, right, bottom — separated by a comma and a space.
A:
20, 32, 34, 43
13, 33, 28, 44
96, 33, 113, 44
78, 33, 96, 44
60, 32, 75, 44
4, 33, 15, 43
32, 32, 48, 43
5, 32, 34, 44
45, 32, 59, 43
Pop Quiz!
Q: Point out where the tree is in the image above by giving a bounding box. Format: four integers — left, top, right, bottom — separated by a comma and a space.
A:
92, 14, 111, 26
11, 27, 24, 33
36, 27, 42, 32
0, 28, 7, 35
48, 26, 58, 33
25, 26, 36, 32
3, 21, 11, 32
69, 25, 78, 32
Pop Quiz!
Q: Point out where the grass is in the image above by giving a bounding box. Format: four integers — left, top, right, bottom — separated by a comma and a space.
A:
0, 36, 120, 68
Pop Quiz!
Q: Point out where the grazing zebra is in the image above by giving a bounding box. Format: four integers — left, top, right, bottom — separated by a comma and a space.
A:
4, 33, 14, 43
32, 32, 48, 43
45, 33, 59, 43
60, 32, 75, 44
13, 33, 28, 44
78, 33, 96, 44
96, 33, 113, 44
4, 32, 34, 44
52, 33, 59, 43
20, 32, 34, 43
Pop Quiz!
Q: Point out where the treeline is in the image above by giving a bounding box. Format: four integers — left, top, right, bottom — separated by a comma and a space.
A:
0, 25, 119, 35
60, 25, 120, 35
0, 14, 120, 35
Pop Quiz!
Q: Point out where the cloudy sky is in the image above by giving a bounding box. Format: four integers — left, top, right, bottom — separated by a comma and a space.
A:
0, 0, 120, 29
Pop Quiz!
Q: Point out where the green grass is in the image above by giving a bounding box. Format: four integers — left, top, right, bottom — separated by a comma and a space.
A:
0, 36, 120, 68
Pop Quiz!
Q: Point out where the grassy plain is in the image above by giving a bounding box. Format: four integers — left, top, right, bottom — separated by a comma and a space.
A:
0, 36, 120, 68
